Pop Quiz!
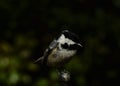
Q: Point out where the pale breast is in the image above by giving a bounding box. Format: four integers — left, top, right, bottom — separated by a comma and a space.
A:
47, 47, 76, 67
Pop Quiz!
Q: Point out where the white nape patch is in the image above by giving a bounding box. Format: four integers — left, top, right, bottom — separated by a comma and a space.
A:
57, 34, 75, 45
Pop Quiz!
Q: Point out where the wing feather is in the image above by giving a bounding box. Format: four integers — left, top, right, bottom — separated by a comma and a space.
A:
34, 39, 58, 64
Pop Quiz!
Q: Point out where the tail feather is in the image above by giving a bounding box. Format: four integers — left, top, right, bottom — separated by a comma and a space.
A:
34, 57, 43, 64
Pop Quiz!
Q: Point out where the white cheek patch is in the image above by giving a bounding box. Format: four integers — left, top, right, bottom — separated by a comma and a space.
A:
65, 38, 75, 45
57, 34, 75, 45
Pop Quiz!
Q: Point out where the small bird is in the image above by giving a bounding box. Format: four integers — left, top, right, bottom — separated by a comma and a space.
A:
34, 30, 82, 68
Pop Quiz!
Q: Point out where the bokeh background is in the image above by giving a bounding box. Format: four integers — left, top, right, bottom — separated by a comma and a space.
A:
0, 0, 120, 86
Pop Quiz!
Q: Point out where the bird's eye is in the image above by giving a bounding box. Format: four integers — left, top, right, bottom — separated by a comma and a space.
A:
61, 43, 68, 49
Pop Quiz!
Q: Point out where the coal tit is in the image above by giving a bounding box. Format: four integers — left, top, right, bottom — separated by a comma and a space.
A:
34, 30, 82, 68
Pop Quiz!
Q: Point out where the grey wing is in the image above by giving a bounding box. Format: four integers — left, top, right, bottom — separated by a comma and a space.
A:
43, 39, 58, 57
34, 39, 58, 64
42, 39, 58, 65
48, 39, 58, 50
33, 56, 44, 64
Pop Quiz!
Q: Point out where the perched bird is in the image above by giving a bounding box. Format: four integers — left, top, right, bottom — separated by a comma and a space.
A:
34, 30, 82, 68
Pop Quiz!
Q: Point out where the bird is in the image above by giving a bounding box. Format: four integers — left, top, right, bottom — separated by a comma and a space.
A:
34, 30, 83, 69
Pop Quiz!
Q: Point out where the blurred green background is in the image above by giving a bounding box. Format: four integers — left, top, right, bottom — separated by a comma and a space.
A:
0, 0, 120, 86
